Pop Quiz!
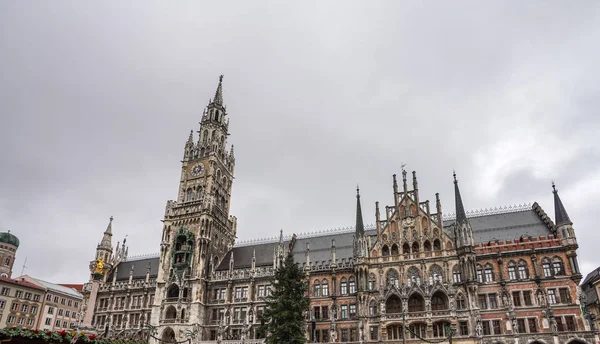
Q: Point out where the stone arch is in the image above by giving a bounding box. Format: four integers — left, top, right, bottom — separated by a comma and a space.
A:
161, 326, 176, 343
431, 290, 449, 310
412, 241, 419, 253
408, 293, 425, 312
565, 339, 588, 344
382, 245, 389, 257
164, 306, 177, 319
391, 244, 399, 255
423, 240, 431, 252
386, 294, 402, 314
421, 217, 428, 231
402, 243, 410, 255
433, 239, 441, 251
167, 284, 179, 298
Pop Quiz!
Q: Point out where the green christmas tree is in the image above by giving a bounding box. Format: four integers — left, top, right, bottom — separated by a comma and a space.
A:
259, 252, 310, 344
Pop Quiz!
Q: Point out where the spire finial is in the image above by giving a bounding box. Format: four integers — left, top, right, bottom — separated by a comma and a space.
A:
453, 170, 457, 184
213, 75, 224, 105
552, 181, 572, 226
356, 184, 360, 197
110, 216, 113, 222
355, 186, 365, 237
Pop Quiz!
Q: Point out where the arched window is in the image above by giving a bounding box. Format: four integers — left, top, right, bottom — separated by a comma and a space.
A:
484, 264, 494, 282
386, 269, 399, 288
321, 279, 329, 296
382, 245, 389, 257
507, 261, 517, 280
552, 257, 565, 276
423, 240, 431, 252
368, 274, 377, 291
313, 280, 321, 297
4, 257, 10, 266
369, 300, 378, 316
408, 294, 425, 312
476, 264, 483, 283
403, 243, 410, 255
455, 294, 466, 310
431, 291, 448, 311
452, 267, 462, 283
165, 306, 177, 319
430, 265, 443, 283
348, 276, 356, 294
412, 242, 420, 253
340, 278, 348, 295
386, 295, 402, 314
185, 188, 193, 202
391, 244, 399, 255
433, 239, 441, 251
542, 258, 552, 277
181, 308, 186, 319
167, 284, 179, 299
202, 130, 208, 144
407, 266, 421, 286
518, 260, 529, 279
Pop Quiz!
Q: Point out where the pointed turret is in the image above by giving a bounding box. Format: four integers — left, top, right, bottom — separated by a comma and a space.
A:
454, 172, 468, 225
213, 75, 224, 106
453, 172, 474, 248
355, 186, 365, 237
100, 216, 113, 249
552, 182, 572, 226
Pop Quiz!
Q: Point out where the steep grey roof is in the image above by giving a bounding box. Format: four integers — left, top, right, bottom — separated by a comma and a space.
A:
553, 184, 572, 226
216, 242, 279, 271
443, 209, 551, 244
109, 257, 159, 281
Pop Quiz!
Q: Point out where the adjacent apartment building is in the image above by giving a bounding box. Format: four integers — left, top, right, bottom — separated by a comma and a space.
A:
0, 276, 45, 329
18, 275, 83, 331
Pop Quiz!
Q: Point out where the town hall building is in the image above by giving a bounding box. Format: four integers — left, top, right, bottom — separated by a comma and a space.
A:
80, 77, 596, 344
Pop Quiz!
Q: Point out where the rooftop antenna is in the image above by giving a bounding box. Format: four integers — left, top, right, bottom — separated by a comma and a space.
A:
20, 257, 28, 276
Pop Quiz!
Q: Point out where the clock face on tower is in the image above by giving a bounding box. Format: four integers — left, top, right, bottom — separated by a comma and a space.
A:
190, 163, 204, 177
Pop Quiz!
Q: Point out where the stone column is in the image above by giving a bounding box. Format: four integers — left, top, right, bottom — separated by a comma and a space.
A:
83, 281, 100, 327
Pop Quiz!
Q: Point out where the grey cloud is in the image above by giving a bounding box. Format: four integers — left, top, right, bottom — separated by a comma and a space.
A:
1, 1, 599, 283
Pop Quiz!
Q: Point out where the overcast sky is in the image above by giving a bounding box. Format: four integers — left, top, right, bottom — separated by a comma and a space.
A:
1, 1, 599, 284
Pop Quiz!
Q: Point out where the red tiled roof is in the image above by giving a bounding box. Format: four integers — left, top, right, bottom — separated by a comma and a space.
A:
0, 276, 46, 291
59, 284, 83, 292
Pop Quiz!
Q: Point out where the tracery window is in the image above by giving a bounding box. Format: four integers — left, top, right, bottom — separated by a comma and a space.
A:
386, 269, 399, 288
368, 274, 377, 291
321, 279, 329, 296
518, 261, 529, 279
453, 267, 462, 283
476, 265, 483, 283
369, 300, 378, 316
340, 278, 348, 295
348, 277, 356, 294
552, 257, 565, 276
484, 264, 494, 283
407, 266, 421, 286
455, 294, 466, 310
313, 280, 321, 297
542, 258, 552, 277
429, 265, 444, 283
507, 262, 517, 280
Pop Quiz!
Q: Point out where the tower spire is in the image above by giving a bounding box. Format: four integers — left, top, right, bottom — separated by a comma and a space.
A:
100, 216, 114, 249
213, 75, 224, 105
552, 182, 572, 226
355, 185, 365, 236
453, 171, 468, 225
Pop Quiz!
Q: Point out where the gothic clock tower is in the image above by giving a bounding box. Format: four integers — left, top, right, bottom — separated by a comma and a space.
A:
150, 76, 237, 341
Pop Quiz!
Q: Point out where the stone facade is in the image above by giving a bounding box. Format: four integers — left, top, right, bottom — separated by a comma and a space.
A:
82, 76, 596, 344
